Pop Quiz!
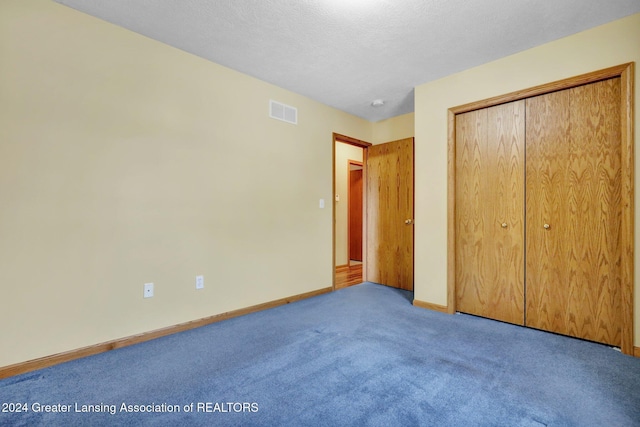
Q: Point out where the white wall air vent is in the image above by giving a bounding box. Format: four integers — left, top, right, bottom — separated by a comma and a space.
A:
269, 100, 298, 125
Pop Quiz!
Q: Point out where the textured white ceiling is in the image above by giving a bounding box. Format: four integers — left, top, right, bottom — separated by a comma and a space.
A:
54, 0, 640, 122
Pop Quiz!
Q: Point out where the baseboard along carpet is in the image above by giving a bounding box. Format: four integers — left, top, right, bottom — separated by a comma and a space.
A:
1, 283, 639, 426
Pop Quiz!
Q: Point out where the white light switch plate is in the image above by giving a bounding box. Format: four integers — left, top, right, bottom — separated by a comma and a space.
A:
319, 199, 325, 208
144, 283, 154, 298
196, 275, 204, 289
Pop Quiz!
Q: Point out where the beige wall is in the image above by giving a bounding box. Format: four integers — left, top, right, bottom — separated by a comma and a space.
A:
0, 0, 373, 367
334, 143, 364, 266
372, 113, 415, 145
414, 13, 640, 345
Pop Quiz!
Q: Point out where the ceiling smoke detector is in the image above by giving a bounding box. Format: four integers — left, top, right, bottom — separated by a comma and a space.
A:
371, 99, 385, 107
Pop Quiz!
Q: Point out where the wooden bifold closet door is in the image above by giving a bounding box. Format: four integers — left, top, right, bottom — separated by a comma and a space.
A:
525, 78, 622, 346
455, 101, 525, 325
455, 77, 623, 347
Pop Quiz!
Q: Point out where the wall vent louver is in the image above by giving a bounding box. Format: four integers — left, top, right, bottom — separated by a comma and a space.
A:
269, 100, 298, 125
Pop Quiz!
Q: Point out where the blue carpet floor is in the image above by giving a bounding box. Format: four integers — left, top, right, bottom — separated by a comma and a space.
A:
1, 282, 639, 426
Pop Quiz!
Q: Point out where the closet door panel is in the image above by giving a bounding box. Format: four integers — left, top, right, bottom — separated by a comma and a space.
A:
526, 79, 622, 346
456, 108, 488, 319
456, 101, 525, 325
567, 78, 622, 346
525, 90, 571, 335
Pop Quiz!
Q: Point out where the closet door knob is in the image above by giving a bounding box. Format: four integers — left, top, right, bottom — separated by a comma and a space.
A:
501, 223, 508, 228
543, 223, 550, 229
405, 219, 413, 225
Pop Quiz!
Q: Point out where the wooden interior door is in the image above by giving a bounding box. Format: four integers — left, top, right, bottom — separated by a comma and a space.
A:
525, 78, 622, 346
348, 165, 363, 262
366, 138, 414, 291
455, 101, 526, 325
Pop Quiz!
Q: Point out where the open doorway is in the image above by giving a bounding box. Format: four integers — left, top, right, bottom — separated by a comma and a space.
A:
333, 133, 415, 291
334, 134, 369, 289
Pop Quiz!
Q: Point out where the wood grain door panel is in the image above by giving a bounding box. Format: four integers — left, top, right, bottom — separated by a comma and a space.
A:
455, 101, 525, 325
366, 138, 414, 291
524, 89, 571, 335
525, 78, 622, 346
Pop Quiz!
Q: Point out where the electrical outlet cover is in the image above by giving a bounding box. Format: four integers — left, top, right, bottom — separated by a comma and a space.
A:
144, 283, 154, 298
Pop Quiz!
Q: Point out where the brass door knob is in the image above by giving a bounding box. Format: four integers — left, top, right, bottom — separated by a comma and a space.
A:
405, 219, 413, 225
543, 223, 550, 229
501, 223, 508, 228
